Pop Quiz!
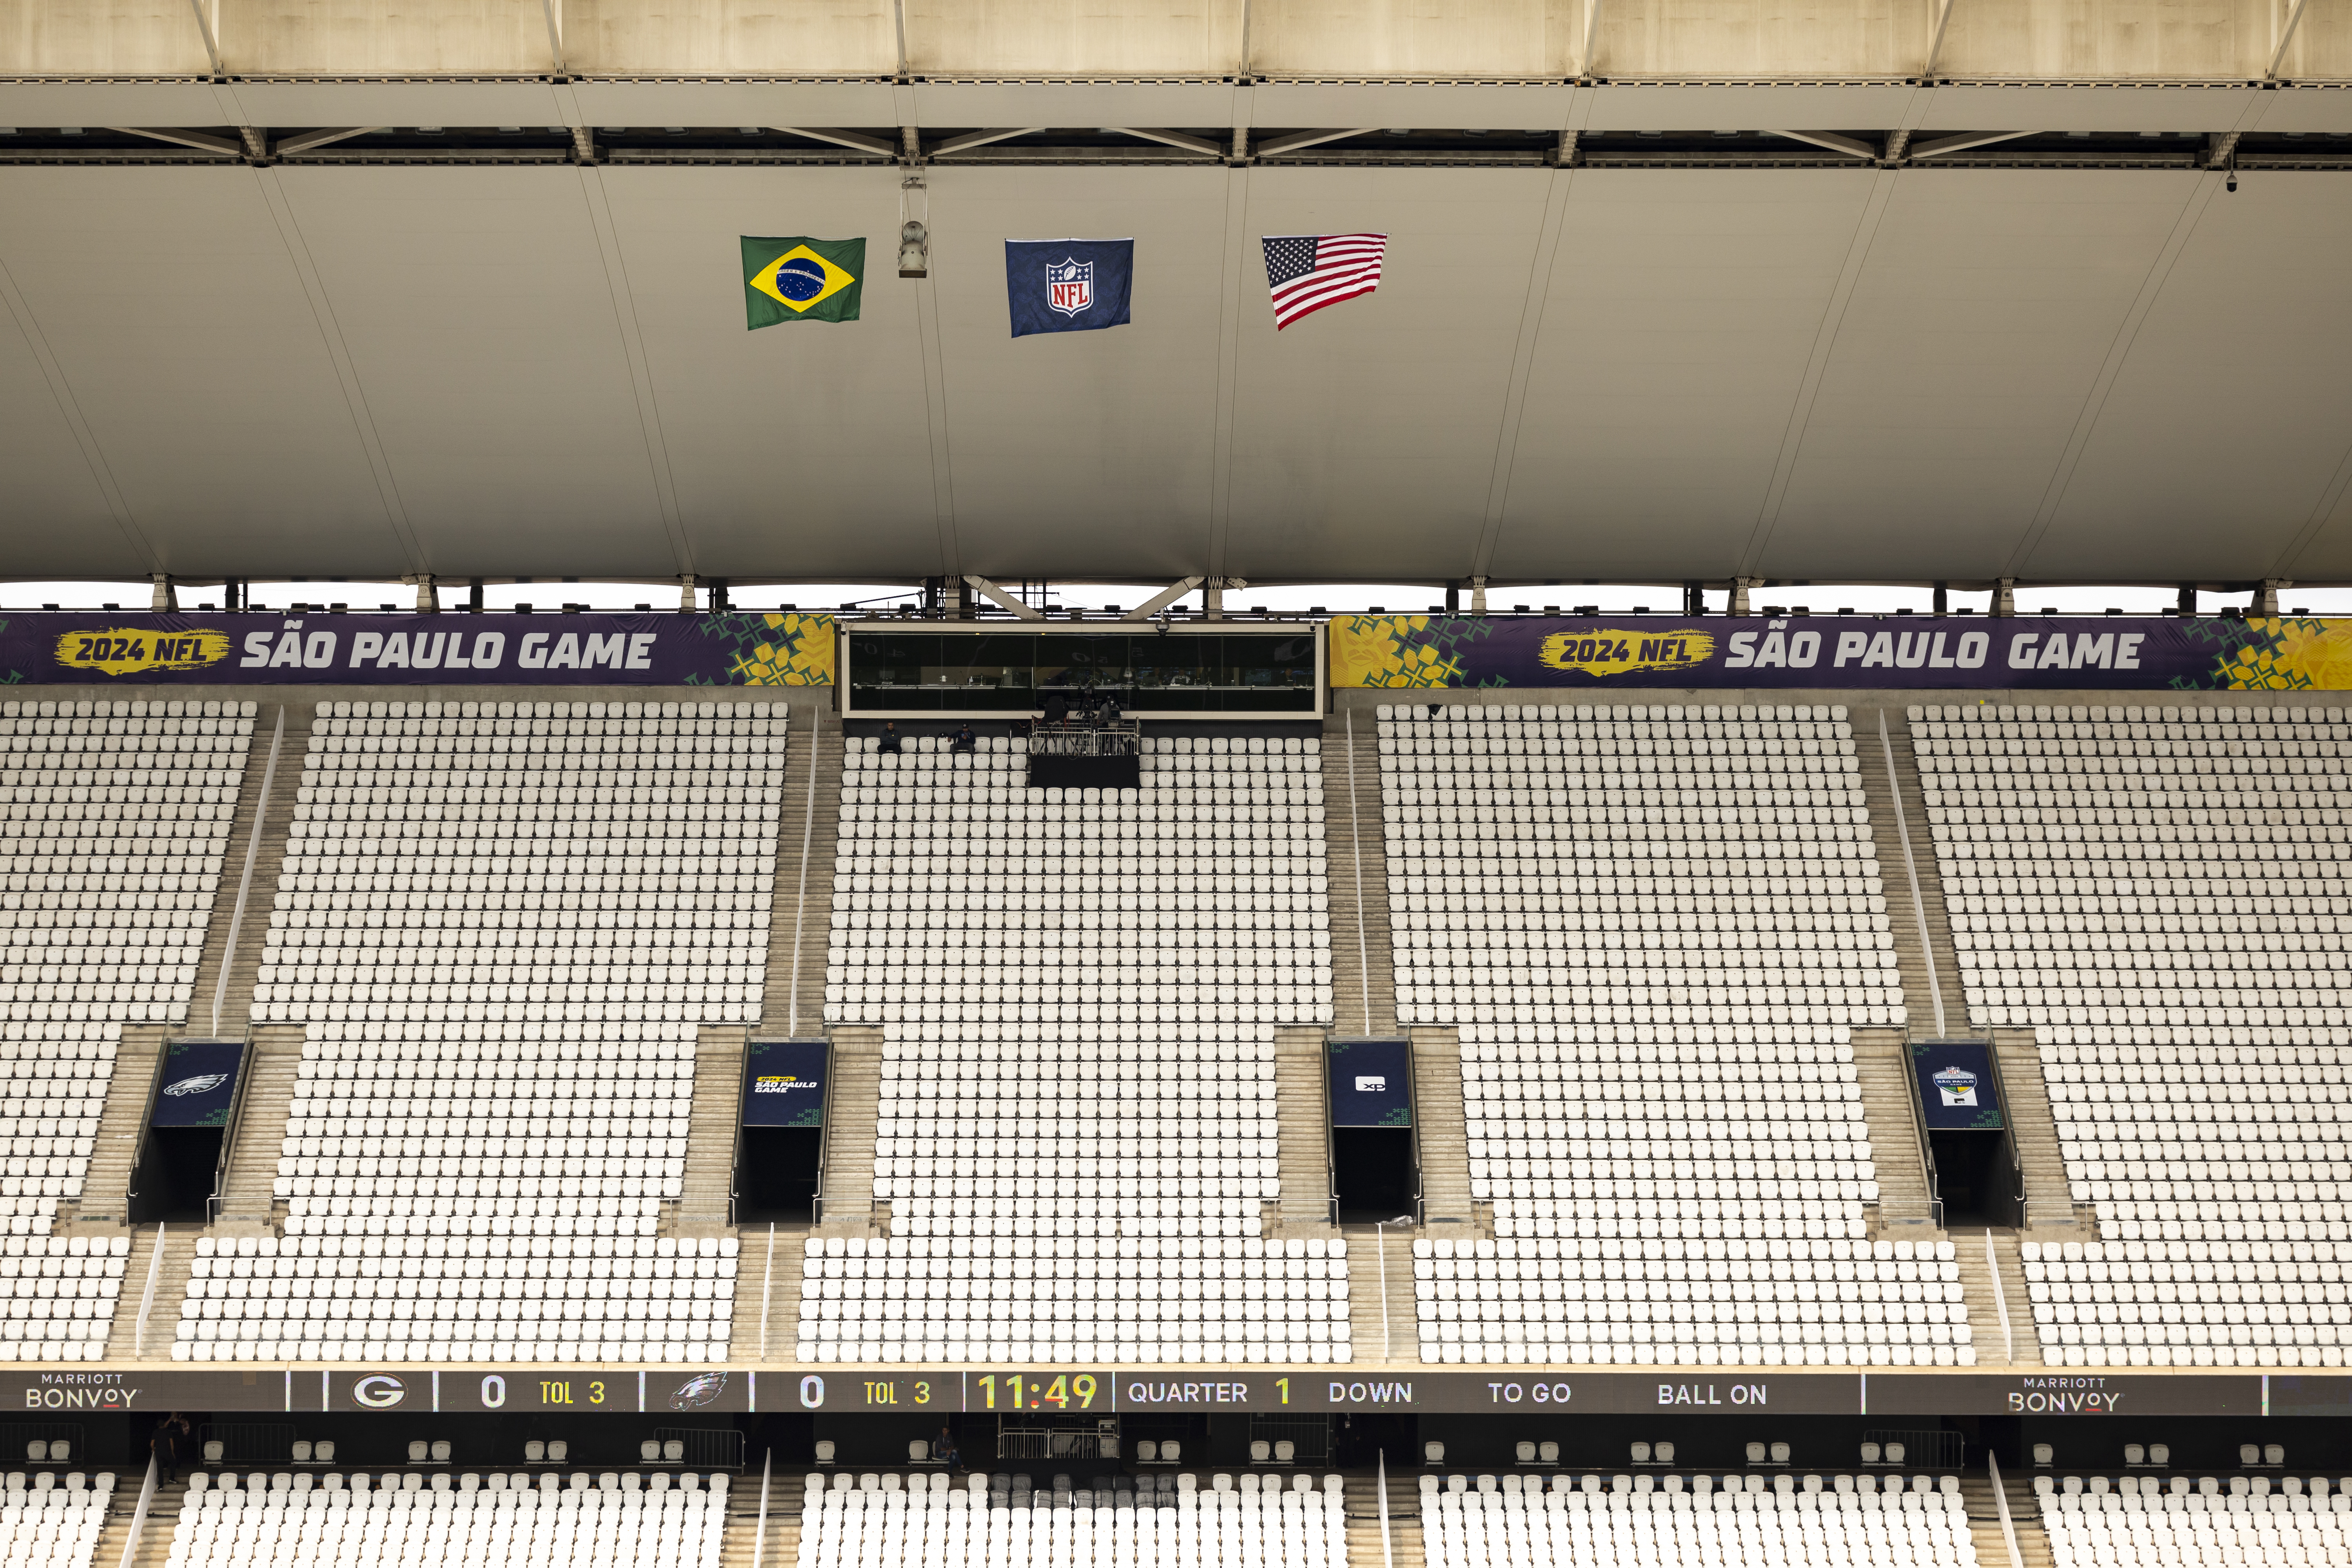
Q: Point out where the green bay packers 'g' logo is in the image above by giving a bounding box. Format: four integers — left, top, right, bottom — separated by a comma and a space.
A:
1537, 629, 1718, 679
352, 1375, 407, 1408
56, 627, 232, 677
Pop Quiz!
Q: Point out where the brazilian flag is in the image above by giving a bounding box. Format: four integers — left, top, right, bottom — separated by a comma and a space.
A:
742, 236, 864, 328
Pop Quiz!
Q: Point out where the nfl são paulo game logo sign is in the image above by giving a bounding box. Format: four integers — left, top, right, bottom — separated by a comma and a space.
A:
1007, 240, 1132, 337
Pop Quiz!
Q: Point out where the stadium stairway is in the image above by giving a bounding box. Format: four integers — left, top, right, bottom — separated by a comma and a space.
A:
819, 1026, 884, 1232
1859, 704, 1967, 1038
1851, 1033, 1937, 1233
1345, 1471, 1422, 1568
1408, 1029, 1475, 1234
729, 1219, 806, 1360
185, 701, 309, 1039
104, 1222, 197, 1360
1274, 1027, 1337, 1234
99, 1473, 184, 1568
1345, 1222, 1417, 1365
212, 1025, 306, 1227
1325, 711, 1399, 1038
1994, 1028, 2082, 1235
1959, 1470, 2049, 1568
719, 1470, 800, 1568
66, 1023, 163, 1227
764, 712, 841, 1038
1949, 1226, 2033, 1365
679, 1026, 746, 1230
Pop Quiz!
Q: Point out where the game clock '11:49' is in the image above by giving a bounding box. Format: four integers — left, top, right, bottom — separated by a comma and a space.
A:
978, 1372, 1101, 1411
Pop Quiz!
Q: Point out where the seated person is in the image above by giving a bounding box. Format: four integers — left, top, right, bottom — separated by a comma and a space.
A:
950, 723, 978, 753
877, 721, 902, 754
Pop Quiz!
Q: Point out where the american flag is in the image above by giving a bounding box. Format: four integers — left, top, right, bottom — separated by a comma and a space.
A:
1261, 233, 1387, 330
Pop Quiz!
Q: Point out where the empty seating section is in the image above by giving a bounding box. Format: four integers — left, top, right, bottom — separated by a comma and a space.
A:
826, 735, 1331, 1028
174, 1223, 737, 1365
270, 1022, 694, 1240
210, 698, 782, 1361
254, 699, 784, 1030
0, 1022, 120, 1238
1913, 702, 2351, 1039
163, 1467, 727, 1568
2038, 1472, 2351, 1568
0, 699, 251, 1027
871, 1027, 1280, 1233
1412, 1227, 1966, 1368
1459, 1025, 1880, 1231
1444, 1025, 1960, 1365
1419, 1471, 1975, 1568
822, 732, 1336, 1359
1376, 703, 1901, 1034
799, 1471, 1346, 1568
1371, 702, 1960, 1366
2039, 1034, 2352, 1246
797, 1229, 1349, 1365
2021, 1233, 2351, 1368
2, 1469, 114, 1568
0, 1231, 130, 1363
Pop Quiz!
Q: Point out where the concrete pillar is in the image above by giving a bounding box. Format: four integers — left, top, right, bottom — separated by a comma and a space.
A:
679, 577, 697, 613
411, 577, 439, 613
1204, 580, 1224, 621
1991, 579, 2017, 618
1729, 578, 1756, 617
2256, 580, 2284, 617
149, 575, 176, 612
1469, 577, 1488, 616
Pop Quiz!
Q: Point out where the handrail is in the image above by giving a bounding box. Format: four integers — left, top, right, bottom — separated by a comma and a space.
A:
213, 705, 283, 1037
759, 1222, 777, 1361
207, 1025, 260, 1225
1344, 708, 1371, 1036
113, 1452, 158, 1568
1894, 1026, 1943, 1230
1318, 1038, 1338, 1226
134, 1223, 165, 1356
788, 708, 821, 1039
1988, 1450, 2026, 1568
1980, 1031, 2028, 1227
811, 1038, 839, 1226
1877, 709, 1945, 1036
1984, 1227, 2014, 1363
1407, 1043, 1425, 1227
1376, 1450, 1395, 1568
122, 1034, 173, 1223
750, 1447, 773, 1568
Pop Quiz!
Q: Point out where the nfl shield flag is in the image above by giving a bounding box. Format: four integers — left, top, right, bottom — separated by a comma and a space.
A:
1005, 239, 1133, 337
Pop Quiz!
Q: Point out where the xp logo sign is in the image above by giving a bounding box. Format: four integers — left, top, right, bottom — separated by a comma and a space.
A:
1046, 258, 1093, 317
352, 1375, 407, 1409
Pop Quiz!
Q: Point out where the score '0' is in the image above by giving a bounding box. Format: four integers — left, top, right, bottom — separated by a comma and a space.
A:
801, 1375, 826, 1409
481, 1375, 506, 1409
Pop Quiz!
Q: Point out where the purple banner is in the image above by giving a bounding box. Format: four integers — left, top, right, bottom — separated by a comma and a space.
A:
0, 612, 836, 687
1333, 614, 2352, 691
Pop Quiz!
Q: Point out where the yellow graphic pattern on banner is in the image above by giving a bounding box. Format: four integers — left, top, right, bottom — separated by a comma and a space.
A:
2215, 618, 2352, 691
54, 626, 232, 677
728, 613, 837, 686
1537, 628, 1717, 679
1329, 615, 1465, 689
748, 246, 856, 313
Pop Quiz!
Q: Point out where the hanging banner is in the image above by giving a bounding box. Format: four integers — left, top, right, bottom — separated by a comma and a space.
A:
1331, 614, 2352, 691
742, 1039, 829, 1128
1909, 1040, 2004, 1132
0, 612, 835, 687
1328, 1038, 1413, 1127
147, 1038, 245, 1129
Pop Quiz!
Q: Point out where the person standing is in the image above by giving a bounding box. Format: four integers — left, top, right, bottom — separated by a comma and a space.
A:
151, 1411, 192, 1484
